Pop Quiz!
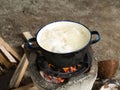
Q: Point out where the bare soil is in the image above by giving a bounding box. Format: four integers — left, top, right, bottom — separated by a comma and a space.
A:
0, 0, 120, 90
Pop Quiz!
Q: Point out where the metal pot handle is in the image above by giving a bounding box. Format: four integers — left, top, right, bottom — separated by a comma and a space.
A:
27, 38, 39, 49
91, 31, 101, 44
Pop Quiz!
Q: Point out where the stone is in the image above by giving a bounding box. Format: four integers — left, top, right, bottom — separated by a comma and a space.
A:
98, 59, 119, 79
100, 83, 120, 90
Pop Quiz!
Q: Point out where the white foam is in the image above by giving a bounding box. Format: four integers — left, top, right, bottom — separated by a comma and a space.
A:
37, 21, 91, 53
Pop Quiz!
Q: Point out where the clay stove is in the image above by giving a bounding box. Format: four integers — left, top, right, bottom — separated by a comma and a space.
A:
26, 47, 97, 90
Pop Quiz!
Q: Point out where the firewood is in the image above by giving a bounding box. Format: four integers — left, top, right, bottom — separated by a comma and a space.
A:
10, 32, 34, 89
0, 37, 21, 61
21, 31, 33, 49
0, 45, 17, 63
0, 52, 12, 69
12, 83, 38, 90
9, 54, 29, 88
22, 32, 33, 41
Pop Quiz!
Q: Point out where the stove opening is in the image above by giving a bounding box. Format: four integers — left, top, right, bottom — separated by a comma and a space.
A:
39, 63, 82, 84
36, 51, 92, 84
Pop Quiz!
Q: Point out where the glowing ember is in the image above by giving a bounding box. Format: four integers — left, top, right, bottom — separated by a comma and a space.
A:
63, 64, 80, 73
48, 64, 54, 67
40, 71, 65, 83
57, 77, 64, 83
63, 67, 70, 73
70, 65, 77, 72
48, 64, 81, 73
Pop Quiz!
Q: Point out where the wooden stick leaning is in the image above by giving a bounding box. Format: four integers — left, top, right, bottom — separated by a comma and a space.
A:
9, 54, 29, 88
9, 32, 33, 89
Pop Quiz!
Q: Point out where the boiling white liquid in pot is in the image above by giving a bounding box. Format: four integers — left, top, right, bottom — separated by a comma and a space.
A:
37, 21, 91, 53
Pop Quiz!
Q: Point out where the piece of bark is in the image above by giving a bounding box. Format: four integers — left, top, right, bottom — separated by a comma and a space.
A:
98, 59, 119, 79
0, 37, 21, 61
0, 45, 17, 63
12, 83, 38, 90
9, 54, 29, 88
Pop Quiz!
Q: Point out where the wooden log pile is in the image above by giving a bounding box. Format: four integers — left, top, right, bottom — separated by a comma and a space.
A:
0, 32, 38, 90
0, 37, 20, 75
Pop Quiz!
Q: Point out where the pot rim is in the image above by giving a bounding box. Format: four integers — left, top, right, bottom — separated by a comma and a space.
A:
36, 20, 92, 54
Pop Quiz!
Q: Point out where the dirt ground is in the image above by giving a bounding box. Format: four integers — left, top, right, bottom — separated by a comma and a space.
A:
0, 0, 120, 90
